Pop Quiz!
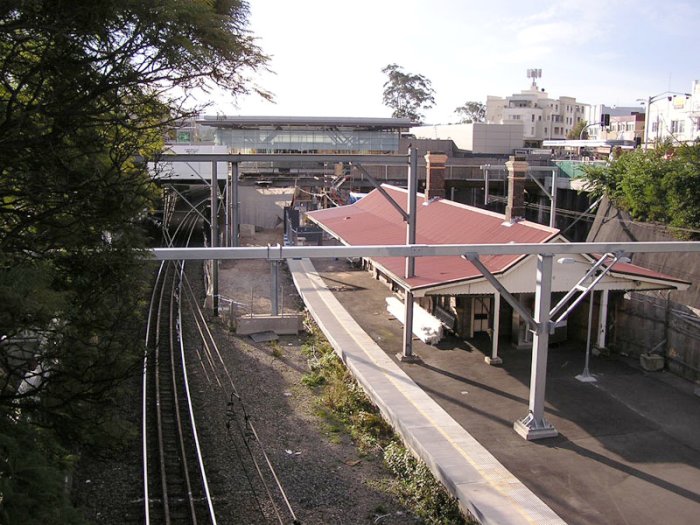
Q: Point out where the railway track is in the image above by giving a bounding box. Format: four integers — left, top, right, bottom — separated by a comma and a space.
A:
143, 259, 217, 525
141, 192, 299, 524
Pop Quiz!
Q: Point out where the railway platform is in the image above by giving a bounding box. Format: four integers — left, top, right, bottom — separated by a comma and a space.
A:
288, 257, 700, 525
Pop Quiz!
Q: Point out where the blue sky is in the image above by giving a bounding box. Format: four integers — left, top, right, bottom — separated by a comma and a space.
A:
198, 0, 699, 124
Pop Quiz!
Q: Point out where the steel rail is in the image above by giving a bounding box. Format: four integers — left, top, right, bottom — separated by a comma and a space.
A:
142, 260, 167, 525
175, 258, 219, 525
179, 271, 297, 524
168, 269, 200, 523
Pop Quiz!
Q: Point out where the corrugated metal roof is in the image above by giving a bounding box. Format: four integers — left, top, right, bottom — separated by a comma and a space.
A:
308, 185, 559, 290
308, 185, 689, 292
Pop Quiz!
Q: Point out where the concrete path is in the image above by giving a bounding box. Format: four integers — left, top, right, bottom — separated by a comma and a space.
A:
288, 258, 565, 525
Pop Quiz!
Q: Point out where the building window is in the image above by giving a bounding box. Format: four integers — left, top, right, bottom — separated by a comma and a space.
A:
671, 120, 685, 134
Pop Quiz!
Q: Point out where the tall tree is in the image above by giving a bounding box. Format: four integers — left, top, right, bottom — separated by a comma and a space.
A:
0, 1, 269, 520
454, 101, 486, 123
381, 64, 435, 123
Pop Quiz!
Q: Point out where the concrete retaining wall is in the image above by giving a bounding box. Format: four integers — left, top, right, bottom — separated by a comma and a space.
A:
233, 314, 302, 335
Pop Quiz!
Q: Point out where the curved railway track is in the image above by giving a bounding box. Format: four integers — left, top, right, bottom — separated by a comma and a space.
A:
141, 192, 298, 524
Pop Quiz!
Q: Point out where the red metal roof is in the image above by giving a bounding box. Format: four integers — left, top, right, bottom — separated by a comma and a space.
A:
307, 185, 559, 290
308, 185, 689, 292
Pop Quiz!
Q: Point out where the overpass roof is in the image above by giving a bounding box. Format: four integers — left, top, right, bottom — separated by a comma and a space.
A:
197, 115, 415, 129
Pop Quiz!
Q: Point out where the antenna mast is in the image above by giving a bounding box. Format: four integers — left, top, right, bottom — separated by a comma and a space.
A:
527, 68, 542, 89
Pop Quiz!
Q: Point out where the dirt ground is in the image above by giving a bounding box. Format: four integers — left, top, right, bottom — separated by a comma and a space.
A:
218, 228, 301, 317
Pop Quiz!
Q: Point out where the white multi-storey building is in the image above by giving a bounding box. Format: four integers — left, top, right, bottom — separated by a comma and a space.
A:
486, 73, 588, 147
642, 80, 700, 146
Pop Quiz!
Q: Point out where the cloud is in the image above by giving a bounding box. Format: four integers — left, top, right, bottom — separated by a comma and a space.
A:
516, 21, 577, 47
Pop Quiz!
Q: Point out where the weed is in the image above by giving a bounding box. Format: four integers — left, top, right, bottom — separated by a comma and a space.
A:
300, 315, 471, 523
383, 440, 471, 524
301, 371, 325, 387
269, 340, 283, 358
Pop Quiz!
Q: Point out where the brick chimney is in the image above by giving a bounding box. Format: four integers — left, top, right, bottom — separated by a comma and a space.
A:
425, 151, 448, 200
505, 154, 528, 221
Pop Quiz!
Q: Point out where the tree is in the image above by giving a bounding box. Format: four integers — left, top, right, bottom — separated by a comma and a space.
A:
582, 143, 700, 239
0, 0, 269, 519
454, 101, 485, 123
568, 120, 589, 139
381, 64, 435, 123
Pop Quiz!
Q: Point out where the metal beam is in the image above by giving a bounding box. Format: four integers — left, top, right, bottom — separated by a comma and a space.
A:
152, 241, 700, 261
351, 162, 409, 221
271, 260, 279, 316
156, 153, 409, 165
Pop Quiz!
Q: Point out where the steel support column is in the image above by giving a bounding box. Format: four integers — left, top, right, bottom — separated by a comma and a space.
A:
210, 161, 219, 316
514, 254, 558, 440
550, 168, 558, 229
576, 291, 597, 383
597, 289, 609, 350
401, 289, 415, 359
399, 147, 419, 362
485, 292, 502, 365
225, 163, 232, 247
232, 163, 240, 247
271, 260, 279, 316
405, 147, 418, 278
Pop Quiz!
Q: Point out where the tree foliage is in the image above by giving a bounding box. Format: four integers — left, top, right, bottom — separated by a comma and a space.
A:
582, 143, 700, 239
568, 119, 588, 139
0, 0, 269, 518
381, 63, 435, 123
454, 101, 485, 123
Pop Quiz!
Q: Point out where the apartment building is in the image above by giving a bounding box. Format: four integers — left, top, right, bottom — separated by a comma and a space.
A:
486, 75, 588, 147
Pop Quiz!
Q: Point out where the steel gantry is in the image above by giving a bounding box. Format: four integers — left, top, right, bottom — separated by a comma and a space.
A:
152, 240, 700, 441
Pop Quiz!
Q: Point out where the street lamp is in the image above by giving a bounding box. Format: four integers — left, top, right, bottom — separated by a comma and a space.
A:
642, 91, 692, 148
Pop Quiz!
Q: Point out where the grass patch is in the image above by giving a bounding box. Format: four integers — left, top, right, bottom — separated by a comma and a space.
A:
269, 340, 284, 358
300, 316, 473, 524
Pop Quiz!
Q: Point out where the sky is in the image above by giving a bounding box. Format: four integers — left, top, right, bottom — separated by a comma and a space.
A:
197, 0, 699, 124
